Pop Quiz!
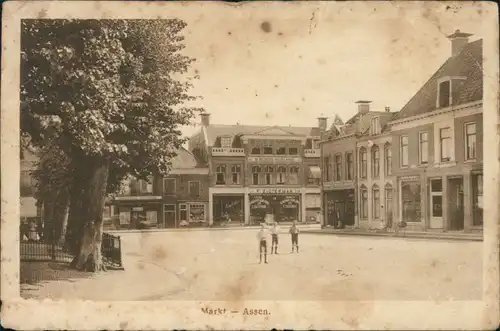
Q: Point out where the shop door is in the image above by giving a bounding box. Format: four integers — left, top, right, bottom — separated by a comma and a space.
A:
448, 177, 464, 230
429, 179, 443, 229
163, 205, 176, 228
179, 203, 188, 224
344, 200, 355, 226
131, 210, 143, 228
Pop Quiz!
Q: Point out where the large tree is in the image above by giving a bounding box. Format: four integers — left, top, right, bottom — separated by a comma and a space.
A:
21, 19, 202, 271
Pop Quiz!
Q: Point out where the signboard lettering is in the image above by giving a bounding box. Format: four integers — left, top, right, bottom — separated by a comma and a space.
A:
248, 188, 301, 194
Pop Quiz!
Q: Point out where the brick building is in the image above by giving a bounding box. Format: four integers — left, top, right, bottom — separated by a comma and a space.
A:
388, 30, 483, 232
106, 147, 209, 229
188, 113, 323, 226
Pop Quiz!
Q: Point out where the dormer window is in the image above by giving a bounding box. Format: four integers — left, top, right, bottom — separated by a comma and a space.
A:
221, 136, 232, 148
437, 76, 467, 109
438, 80, 451, 108
370, 117, 380, 135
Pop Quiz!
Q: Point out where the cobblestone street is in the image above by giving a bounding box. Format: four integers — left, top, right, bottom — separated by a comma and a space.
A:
21, 230, 482, 301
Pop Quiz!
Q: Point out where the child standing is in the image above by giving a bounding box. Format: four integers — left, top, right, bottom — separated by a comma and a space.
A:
270, 222, 280, 254
257, 223, 269, 264
289, 221, 300, 253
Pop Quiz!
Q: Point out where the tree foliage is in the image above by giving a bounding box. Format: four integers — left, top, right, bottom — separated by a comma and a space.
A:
21, 19, 202, 182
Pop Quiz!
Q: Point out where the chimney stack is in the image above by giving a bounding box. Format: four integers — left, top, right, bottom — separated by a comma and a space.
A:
317, 116, 328, 132
355, 100, 371, 114
447, 29, 472, 57
200, 113, 210, 126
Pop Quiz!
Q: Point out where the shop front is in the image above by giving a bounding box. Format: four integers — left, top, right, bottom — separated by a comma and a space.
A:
400, 179, 421, 225
305, 193, 321, 223
114, 203, 162, 229
323, 189, 355, 227
212, 195, 244, 225
248, 188, 301, 224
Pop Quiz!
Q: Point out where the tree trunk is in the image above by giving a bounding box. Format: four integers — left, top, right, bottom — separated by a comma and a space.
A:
69, 155, 110, 272
56, 190, 70, 245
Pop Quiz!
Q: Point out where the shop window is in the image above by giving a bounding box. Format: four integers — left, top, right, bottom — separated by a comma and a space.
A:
277, 166, 286, 185
265, 166, 274, 185
252, 166, 261, 185
360, 186, 368, 219
334, 154, 342, 181
288, 147, 298, 155
145, 210, 157, 224
371, 146, 380, 178
231, 165, 241, 184
216, 165, 226, 185
384, 143, 392, 176
401, 181, 421, 223
359, 147, 367, 179
188, 181, 200, 198
465, 122, 476, 160
189, 203, 206, 223
119, 209, 131, 225
372, 185, 380, 219
288, 166, 299, 184
163, 178, 176, 195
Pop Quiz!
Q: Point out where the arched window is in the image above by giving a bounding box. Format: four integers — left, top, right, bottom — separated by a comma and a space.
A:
277, 166, 286, 185
289, 166, 299, 185
265, 166, 274, 185
384, 143, 392, 176
359, 147, 367, 179
216, 165, 226, 185
360, 185, 368, 219
372, 184, 380, 219
371, 145, 380, 178
334, 153, 342, 181
252, 166, 261, 185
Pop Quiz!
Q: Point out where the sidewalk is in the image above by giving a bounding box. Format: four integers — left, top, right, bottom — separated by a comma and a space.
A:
106, 222, 322, 235
302, 228, 483, 241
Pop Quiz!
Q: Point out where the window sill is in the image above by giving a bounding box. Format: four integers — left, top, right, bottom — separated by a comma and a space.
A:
433, 161, 457, 168
464, 159, 477, 164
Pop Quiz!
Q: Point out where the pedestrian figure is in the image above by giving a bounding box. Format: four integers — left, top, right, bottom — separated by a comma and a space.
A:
289, 221, 300, 253
257, 223, 269, 264
270, 222, 280, 254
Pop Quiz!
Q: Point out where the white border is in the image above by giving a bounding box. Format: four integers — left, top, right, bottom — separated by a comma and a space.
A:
1, 1, 499, 330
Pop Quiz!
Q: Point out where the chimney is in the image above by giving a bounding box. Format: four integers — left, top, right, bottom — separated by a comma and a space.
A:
385, 106, 391, 112
447, 29, 472, 57
355, 100, 371, 114
200, 113, 210, 126
317, 116, 328, 131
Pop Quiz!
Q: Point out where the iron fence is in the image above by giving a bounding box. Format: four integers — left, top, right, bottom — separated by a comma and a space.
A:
20, 226, 123, 269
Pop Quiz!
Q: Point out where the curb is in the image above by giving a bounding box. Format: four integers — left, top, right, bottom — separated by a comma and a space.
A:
302, 230, 483, 242
107, 224, 322, 235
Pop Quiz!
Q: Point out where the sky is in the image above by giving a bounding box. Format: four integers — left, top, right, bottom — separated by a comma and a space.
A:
165, 2, 488, 138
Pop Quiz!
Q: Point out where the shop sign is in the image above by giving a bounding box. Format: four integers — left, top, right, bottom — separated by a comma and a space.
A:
132, 207, 144, 212
281, 197, 299, 209
248, 188, 301, 194
250, 197, 270, 209
247, 156, 302, 164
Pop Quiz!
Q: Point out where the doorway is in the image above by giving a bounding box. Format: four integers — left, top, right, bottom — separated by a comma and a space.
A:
429, 179, 443, 229
163, 204, 176, 228
448, 177, 464, 230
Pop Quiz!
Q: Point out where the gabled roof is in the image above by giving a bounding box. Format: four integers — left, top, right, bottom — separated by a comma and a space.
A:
171, 146, 207, 169
392, 39, 482, 121
203, 124, 320, 146
326, 111, 391, 140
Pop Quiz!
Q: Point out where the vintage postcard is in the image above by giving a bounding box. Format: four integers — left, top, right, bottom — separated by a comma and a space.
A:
1, 1, 499, 330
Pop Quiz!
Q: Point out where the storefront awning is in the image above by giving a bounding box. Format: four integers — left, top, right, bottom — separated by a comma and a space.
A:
308, 166, 321, 179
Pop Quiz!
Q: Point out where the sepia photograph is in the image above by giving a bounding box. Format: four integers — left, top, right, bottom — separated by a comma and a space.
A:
1, 1, 499, 330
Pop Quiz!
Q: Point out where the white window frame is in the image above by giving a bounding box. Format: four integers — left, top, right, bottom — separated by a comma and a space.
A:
265, 166, 273, 185
359, 147, 367, 179
371, 145, 380, 178
216, 165, 226, 185
334, 153, 342, 181
384, 143, 392, 176
360, 187, 368, 219
288, 166, 299, 184
436, 76, 467, 109
464, 122, 477, 161
188, 180, 200, 197
418, 131, 429, 165
346, 152, 354, 180
277, 166, 286, 185
163, 178, 176, 195
231, 165, 241, 184
439, 127, 452, 162
370, 117, 380, 135
221, 136, 232, 148
252, 166, 261, 185
372, 185, 380, 219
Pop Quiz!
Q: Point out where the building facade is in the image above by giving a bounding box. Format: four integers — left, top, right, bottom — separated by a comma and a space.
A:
188, 113, 322, 225
106, 147, 210, 229
388, 30, 483, 232
356, 108, 396, 230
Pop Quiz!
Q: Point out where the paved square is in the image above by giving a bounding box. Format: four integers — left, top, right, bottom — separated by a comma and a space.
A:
21, 230, 482, 301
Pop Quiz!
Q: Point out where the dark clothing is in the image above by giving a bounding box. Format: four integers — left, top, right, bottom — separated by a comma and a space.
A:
271, 234, 278, 245
259, 239, 267, 254
291, 233, 299, 246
